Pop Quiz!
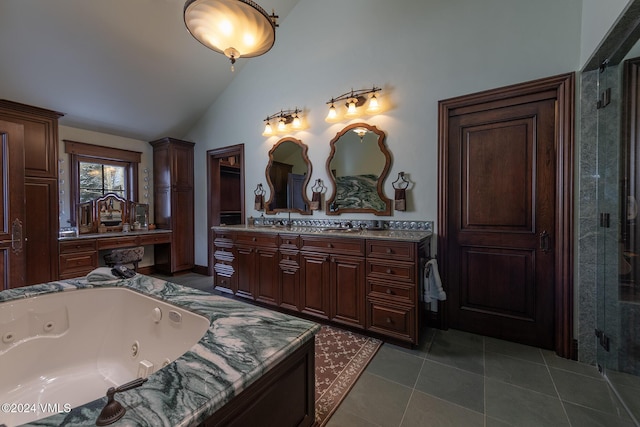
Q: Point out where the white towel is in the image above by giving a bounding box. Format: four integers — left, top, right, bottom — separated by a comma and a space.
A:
423, 259, 446, 311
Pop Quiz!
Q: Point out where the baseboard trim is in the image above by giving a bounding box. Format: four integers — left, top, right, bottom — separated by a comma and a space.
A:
193, 264, 209, 275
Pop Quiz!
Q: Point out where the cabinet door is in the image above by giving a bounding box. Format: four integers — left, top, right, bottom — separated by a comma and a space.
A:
0, 120, 26, 289
255, 247, 278, 305
25, 178, 58, 285
171, 188, 194, 270
300, 252, 330, 319
279, 251, 300, 311
236, 244, 255, 299
330, 255, 365, 328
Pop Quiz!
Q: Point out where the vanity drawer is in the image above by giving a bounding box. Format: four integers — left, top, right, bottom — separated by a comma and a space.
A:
139, 233, 171, 245
236, 232, 278, 247
96, 236, 138, 250
60, 240, 97, 254
366, 240, 415, 262
59, 251, 98, 279
367, 280, 414, 302
367, 299, 414, 342
367, 259, 415, 282
300, 235, 364, 256
278, 234, 300, 250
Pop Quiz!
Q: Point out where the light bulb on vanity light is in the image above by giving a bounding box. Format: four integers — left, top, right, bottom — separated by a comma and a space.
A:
262, 121, 273, 136
346, 98, 358, 116
326, 102, 337, 121
292, 113, 301, 129
277, 117, 287, 132
366, 93, 380, 113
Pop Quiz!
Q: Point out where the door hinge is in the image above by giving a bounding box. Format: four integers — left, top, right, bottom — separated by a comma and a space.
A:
595, 329, 611, 352
597, 87, 611, 109
599, 212, 610, 228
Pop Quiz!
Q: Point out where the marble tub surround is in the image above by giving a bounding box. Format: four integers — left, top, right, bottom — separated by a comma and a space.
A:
0, 274, 320, 427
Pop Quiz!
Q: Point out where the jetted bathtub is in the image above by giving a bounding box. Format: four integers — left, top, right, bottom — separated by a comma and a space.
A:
0, 287, 210, 426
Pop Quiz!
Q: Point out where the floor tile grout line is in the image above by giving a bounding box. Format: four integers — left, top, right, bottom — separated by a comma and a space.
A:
397, 357, 427, 427
542, 347, 573, 426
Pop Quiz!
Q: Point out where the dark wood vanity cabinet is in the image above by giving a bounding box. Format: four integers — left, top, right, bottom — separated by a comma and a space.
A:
299, 235, 366, 328
235, 232, 278, 303
365, 240, 428, 342
213, 228, 429, 345
150, 137, 195, 273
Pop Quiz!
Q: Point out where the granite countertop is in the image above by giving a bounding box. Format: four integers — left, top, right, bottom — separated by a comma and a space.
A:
0, 275, 319, 427
212, 224, 432, 242
58, 229, 172, 242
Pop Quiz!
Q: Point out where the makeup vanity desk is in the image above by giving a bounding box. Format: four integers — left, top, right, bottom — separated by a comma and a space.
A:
58, 229, 172, 279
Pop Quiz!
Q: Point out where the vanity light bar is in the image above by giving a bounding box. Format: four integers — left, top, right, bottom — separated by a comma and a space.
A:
262, 108, 303, 136
326, 86, 381, 122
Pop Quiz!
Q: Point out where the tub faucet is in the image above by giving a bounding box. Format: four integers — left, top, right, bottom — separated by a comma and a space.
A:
96, 377, 148, 426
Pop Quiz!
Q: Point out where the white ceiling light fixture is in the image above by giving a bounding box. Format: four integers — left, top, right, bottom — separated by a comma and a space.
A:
184, 0, 278, 71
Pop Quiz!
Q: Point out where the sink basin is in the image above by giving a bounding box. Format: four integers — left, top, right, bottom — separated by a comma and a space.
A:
324, 228, 361, 233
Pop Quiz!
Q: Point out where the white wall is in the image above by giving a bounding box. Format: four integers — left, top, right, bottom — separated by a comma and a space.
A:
185, 0, 583, 266
580, 0, 633, 68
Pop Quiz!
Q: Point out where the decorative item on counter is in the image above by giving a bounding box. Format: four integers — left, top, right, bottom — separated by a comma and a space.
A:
254, 183, 266, 211
122, 224, 130, 232
392, 171, 410, 211
98, 223, 107, 233
148, 223, 156, 230
310, 179, 327, 211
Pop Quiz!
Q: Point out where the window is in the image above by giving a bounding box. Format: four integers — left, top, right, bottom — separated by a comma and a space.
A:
65, 140, 141, 226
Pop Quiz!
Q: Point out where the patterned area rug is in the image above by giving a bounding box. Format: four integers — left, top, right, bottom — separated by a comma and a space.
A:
315, 325, 382, 426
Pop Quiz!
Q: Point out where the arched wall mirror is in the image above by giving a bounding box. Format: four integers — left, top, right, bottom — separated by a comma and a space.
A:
265, 137, 313, 215
325, 123, 392, 215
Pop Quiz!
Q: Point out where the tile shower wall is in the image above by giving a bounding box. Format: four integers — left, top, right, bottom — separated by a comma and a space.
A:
579, 68, 599, 365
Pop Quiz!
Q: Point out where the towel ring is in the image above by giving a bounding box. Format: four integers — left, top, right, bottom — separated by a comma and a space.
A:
392, 172, 409, 190
254, 183, 266, 196
312, 179, 327, 193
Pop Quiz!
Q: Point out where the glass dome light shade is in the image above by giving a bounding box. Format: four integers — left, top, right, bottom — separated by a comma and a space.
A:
184, 0, 276, 60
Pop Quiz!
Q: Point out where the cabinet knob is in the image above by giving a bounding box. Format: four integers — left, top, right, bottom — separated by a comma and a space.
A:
386, 317, 392, 324
252, 237, 257, 242
221, 280, 226, 285
386, 268, 392, 274
285, 255, 290, 260
386, 248, 392, 254
327, 243, 333, 248
386, 289, 392, 294
286, 240, 291, 244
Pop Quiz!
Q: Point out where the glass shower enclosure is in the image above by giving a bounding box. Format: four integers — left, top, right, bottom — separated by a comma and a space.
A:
587, 8, 640, 422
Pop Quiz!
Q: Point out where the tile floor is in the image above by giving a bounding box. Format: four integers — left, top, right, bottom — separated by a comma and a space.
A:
162, 273, 640, 427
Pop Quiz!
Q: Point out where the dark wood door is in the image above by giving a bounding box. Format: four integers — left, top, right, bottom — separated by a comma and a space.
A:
0, 120, 26, 289
443, 94, 559, 349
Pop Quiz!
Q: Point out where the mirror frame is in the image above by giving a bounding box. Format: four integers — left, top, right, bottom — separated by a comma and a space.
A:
95, 192, 128, 229
264, 137, 313, 215
77, 201, 96, 234
325, 122, 392, 216
130, 202, 149, 231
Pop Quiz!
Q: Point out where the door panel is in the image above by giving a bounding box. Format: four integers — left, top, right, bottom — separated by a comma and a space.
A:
446, 99, 556, 349
0, 120, 26, 289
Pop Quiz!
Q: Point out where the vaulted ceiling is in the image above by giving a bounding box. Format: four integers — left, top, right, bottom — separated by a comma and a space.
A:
0, 0, 300, 141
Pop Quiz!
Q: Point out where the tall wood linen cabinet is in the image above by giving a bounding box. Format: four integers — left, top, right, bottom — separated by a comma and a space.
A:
0, 100, 63, 288
149, 137, 195, 273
